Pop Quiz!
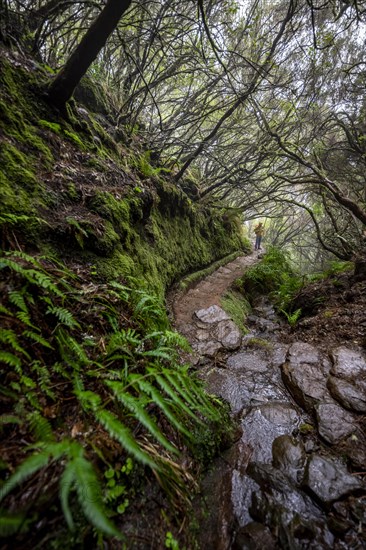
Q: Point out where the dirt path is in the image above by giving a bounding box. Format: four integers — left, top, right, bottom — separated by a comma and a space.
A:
171, 251, 259, 333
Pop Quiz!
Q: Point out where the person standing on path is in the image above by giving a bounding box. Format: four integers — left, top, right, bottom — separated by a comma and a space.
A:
254, 222, 264, 250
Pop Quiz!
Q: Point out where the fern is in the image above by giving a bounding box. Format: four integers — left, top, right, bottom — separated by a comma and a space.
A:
155, 373, 200, 422
105, 381, 177, 454
0, 329, 30, 358
28, 411, 55, 442
134, 378, 192, 439
96, 408, 158, 469
71, 451, 123, 539
47, 306, 80, 329
23, 330, 54, 349
0, 451, 50, 502
8, 290, 29, 313
0, 351, 22, 371
0, 512, 27, 536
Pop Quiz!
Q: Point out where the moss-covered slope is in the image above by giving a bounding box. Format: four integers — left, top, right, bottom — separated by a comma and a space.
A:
0, 49, 248, 296
0, 47, 248, 548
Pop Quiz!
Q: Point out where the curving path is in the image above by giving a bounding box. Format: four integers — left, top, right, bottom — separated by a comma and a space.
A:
172, 250, 366, 550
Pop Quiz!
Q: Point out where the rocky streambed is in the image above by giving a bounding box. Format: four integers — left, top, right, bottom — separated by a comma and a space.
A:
172, 253, 366, 549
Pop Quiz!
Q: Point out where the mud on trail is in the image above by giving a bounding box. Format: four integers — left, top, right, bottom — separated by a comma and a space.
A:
171, 251, 366, 550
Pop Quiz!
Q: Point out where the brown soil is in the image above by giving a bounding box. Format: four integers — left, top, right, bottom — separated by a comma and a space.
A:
285, 271, 366, 352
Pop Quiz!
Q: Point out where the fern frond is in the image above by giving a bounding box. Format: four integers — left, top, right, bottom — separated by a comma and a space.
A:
71, 450, 123, 539
96, 409, 158, 469
59, 460, 76, 530
0, 414, 22, 426
0, 329, 30, 358
47, 306, 80, 329
155, 373, 199, 422
24, 330, 54, 349
105, 381, 177, 454
8, 291, 28, 313
28, 412, 55, 442
0, 512, 26, 536
31, 361, 55, 400
16, 311, 36, 328
0, 451, 50, 502
0, 305, 14, 316
0, 351, 22, 371
140, 347, 173, 361
134, 378, 192, 439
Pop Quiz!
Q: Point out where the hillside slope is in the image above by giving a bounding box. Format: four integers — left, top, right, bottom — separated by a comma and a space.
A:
0, 47, 249, 548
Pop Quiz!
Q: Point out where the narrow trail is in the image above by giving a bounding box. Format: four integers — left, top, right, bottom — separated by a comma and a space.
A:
171, 251, 366, 550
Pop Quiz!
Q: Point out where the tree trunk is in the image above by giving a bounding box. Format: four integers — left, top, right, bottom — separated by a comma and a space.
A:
47, 0, 132, 109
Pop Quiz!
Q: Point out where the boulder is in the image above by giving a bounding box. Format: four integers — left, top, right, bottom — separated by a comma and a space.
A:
315, 402, 356, 444
281, 342, 331, 412
328, 347, 366, 413
302, 455, 363, 505
194, 304, 230, 324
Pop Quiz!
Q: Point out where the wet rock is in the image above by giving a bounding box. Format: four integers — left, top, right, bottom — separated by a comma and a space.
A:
227, 352, 269, 373
328, 347, 366, 413
247, 316, 280, 332
192, 339, 222, 356
232, 473, 261, 528
232, 522, 276, 550
241, 403, 302, 463
270, 344, 288, 368
272, 435, 306, 483
327, 375, 366, 413
194, 304, 230, 323
331, 347, 366, 378
213, 319, 241, 350
281, 342, 331, 412
247, 470, 334, 548
302, 455, 363, 505
315, 402, 356, 444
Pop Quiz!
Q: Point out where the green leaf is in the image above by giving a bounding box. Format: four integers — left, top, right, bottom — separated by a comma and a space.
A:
72, 453, 122, 539
96, 409, 158, 469
0, 452, 50, 502
105, 382, 177, 454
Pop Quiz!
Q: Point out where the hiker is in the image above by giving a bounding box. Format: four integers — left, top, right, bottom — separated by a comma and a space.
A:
254, 222, 264, 250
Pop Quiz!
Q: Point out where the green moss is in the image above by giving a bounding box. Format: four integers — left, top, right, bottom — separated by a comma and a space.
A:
38, 119, 62, 134
0, 143, 38, 191
221, 290, 251, 334
64, 129, 86, 150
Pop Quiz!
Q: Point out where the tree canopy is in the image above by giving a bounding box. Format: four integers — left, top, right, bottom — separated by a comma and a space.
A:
2, 0, 366, 267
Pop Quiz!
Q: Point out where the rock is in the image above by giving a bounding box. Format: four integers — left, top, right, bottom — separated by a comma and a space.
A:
232, 522, 276, 550
302, 455, 363, 505
288, 341, 321, 365
281, 342, 331, 412
192, 339, 222, 356
315, 402, 356, 444
327, 347, 366, 413
330, 347, 366, 378
213, 319, 241, 350
227, 352, 269, 373
241, 403, 301, 463
247, 315, 280, 332
270, 344, 288, 368
272, 435, 306, 483
247, 466, 334, 548
194, 304, 230, 324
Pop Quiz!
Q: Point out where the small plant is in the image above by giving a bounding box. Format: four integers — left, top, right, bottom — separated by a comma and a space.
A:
165, 531, 179, 549
280, 308, 302, 327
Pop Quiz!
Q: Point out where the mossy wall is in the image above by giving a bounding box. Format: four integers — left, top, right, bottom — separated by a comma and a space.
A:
0, 52, 247, 297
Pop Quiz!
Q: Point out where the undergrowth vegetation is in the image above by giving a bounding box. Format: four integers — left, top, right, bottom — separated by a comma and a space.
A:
237, 248, 354, 326
237, 247, 303, 322
0, 250, 230, 545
